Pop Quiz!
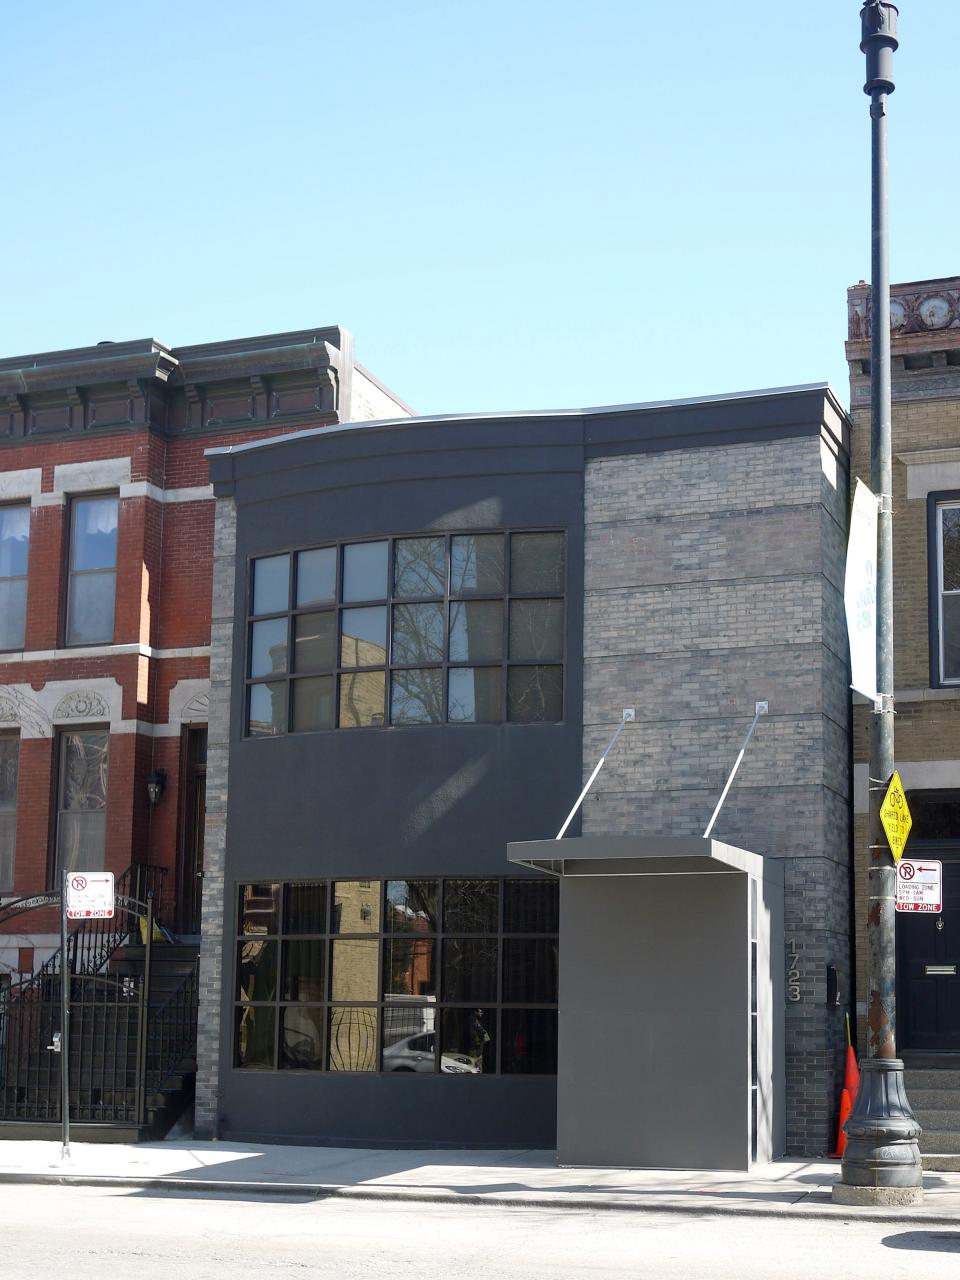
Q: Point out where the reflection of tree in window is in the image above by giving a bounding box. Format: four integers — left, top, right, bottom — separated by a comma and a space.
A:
507, 666, 563, 722
451, 535, 504, 595
392, 603, 444, 664
386, 880, 438, 930
63, 733, 108, 809
509, 600, 563, 662
510, 532, 564, 594
394, 537, 446, 598
57, 730, 109, 874
391, 668, 443, 724
443, 879, 499, 932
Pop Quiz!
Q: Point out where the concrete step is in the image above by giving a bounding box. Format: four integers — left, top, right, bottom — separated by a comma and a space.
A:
918, 1128, 960, 1154
914, 1108, 960, 1130
908, 1088, 960, 1111
904, 1068, 960, 1090
922, 1153, 960, 1172
0, 1120, 147, 1143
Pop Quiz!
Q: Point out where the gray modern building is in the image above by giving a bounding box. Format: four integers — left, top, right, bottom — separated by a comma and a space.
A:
195, 384, 851, 1160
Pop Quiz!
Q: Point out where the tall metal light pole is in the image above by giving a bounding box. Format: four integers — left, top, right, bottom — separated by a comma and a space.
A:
834, 2, 923, 1207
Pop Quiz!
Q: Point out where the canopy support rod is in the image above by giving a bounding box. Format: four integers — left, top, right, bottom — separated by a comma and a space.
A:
703, 701, 768, 839
556, 709, 635, 840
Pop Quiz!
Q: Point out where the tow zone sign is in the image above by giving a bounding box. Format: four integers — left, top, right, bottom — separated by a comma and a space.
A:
895, 859, 942, 914
65, 872, 115, 920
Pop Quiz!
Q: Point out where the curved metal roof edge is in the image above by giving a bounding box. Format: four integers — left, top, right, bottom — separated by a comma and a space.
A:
206, 381, 848, 460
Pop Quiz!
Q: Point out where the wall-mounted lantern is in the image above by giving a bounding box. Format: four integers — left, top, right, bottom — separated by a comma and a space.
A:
146, 769, 167, 806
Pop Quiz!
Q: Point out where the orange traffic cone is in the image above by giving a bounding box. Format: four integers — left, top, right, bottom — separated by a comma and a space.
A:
843, 1046, 860, 1098
843, 1013, 860, 1098
831, 1087, 853, 1158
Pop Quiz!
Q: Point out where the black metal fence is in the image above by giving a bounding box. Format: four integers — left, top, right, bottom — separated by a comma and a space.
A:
0, 863, 198, 1128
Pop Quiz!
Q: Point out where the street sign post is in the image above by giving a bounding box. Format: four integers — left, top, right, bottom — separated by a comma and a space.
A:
879, 770, 912, 864
65, 872, 115, 920
895, 859, 942, 914
58, 870, 116, 1161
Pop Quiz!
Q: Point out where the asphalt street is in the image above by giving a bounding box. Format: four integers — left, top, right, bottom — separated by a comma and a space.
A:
3, 1184, 960, 1280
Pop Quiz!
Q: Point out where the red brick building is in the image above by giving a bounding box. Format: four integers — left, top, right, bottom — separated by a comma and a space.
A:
0, 329, 410, 976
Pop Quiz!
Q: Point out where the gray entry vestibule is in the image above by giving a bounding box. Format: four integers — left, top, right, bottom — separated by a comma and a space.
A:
508, 836, 785, 1171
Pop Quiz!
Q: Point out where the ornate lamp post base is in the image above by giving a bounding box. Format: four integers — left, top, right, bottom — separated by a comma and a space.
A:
832, 1057, 923, 1205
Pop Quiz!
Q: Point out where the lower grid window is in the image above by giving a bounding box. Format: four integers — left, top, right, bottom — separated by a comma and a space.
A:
234, 877, 559, 1075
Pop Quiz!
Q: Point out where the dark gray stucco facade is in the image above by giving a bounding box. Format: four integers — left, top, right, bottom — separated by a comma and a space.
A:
199, 385, 852, 1157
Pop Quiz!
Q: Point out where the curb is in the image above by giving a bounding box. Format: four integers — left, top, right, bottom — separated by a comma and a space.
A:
1, 1171, 959, 1225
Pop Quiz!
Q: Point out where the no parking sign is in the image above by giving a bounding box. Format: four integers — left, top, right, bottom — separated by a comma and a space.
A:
65, 871, 115, 920
895, 859, 942, 914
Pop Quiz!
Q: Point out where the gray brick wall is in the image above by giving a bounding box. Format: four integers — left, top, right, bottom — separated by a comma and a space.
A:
582, 437, 851, 1156
193, 495, 237, 1138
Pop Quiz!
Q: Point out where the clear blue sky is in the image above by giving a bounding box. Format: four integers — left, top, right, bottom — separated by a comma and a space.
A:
2, 2, 952, 416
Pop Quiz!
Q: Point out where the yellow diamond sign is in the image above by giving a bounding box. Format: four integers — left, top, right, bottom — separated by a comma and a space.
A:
880, 770, 912, 864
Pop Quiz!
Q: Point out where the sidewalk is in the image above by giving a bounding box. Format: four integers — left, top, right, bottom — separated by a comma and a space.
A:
1, 1138, 959, 1223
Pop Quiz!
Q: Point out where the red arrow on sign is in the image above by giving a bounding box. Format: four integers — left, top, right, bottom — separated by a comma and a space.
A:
916, 866, 937, 873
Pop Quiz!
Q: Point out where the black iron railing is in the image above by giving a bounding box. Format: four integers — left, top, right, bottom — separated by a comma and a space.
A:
0, 863, 197, 1128
144, 961, 200, 1114
68, 863, 167, 977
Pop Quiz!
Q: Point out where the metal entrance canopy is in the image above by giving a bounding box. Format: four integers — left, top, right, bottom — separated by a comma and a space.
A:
508, 833, 768, 880
508, 834, 784, 1171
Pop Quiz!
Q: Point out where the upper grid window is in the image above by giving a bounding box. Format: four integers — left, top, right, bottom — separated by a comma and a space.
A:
245, 532, 565, 736
0, 505, 30, 651
936, 501, 960, 683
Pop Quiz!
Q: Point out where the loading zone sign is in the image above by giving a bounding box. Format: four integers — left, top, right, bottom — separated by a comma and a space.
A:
895, 859, 942, 914
65, 872, 115, 920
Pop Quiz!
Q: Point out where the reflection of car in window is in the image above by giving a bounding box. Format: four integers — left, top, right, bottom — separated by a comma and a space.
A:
382, 1032, 479, 1074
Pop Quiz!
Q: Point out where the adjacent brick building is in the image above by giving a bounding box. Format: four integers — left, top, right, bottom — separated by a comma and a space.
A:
0, 330, 410, 978
847, 275, 960, 1168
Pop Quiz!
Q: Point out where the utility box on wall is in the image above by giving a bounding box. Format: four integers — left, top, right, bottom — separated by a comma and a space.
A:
508, 836, 785, 1171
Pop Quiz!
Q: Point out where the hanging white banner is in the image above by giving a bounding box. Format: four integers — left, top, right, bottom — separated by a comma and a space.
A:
844, 478, 878, 702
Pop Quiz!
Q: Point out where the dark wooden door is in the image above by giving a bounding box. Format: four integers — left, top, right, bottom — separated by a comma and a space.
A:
177, 729, 207, 936
897, 846, 960, 1052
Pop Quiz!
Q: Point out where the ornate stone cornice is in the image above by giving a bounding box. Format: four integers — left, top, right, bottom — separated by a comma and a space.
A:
848, 277, 960, 341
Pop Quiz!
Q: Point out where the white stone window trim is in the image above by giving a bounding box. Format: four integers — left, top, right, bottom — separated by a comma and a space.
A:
0, 641, 210, 664
854, 760, 960, 815
0, 676, 210, 741
0, 678, 123, 740
9, 456, 212, 508
0, 468, 42, 503
897, 448, 960, 502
